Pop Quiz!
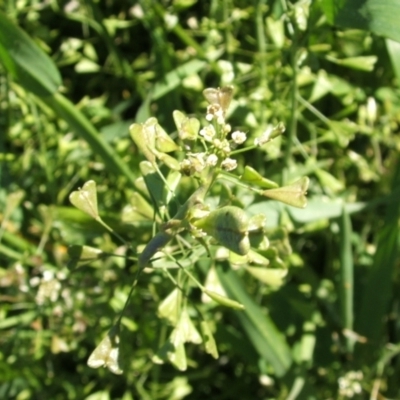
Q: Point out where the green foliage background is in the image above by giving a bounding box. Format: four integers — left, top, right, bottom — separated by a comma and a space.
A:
1, 0, 400, 399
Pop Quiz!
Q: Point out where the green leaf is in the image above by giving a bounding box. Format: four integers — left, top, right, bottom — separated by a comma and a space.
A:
0, 11, 61, 96
229, 249, 270, 267
326, 55, 377, 71
200, 321, 219, 359
177, 308, 202, 344
173, 110, 200, 141
69, 180, 99, 220
87, 326, 123, 375
2, 190, 24, 222
153, 120, 179, 153
67, 245, 105, 269
44, 92, 145, 196
153, 329, 187, 371
217, 264, 292, 376
262, 177, 309, 208
158, 288, 182, 325
130, 118, 179, 167
202, 265, 227, 303
193, 206, 250, 255
323, 0, 400, 43
130, 120, 156, 164
245, 267, 287, 287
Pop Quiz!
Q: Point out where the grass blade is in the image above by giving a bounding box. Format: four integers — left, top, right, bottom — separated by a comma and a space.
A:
0, 11, 61, 96
338, 205, 354, 352
217, 263, 292, 377
355, 162, 400, 358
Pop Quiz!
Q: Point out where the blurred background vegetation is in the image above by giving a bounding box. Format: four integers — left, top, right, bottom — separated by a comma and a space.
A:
1, 0, 400, 399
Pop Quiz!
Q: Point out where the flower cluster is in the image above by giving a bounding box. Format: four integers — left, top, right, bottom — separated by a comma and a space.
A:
179, 87, 249, 176
338, 371, 363, 398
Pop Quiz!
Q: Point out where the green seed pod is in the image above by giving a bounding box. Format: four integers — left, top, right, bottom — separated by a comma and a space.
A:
203, 289, 245, 310
193, 206, 250, 255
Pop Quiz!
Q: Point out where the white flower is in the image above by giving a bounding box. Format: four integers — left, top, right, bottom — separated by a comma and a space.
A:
213, 139, 231, 154
189, 152, 206, 172
231, 130, 247, 144
206, 104, 225, 125
199, 125, 216, 141
206, 154, 218, 166
221, 157, 237, 171
366, 96, 377, 124
223, 123, 232, 134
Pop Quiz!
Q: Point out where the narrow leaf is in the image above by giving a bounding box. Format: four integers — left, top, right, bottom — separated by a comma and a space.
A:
0, 11, 61, 96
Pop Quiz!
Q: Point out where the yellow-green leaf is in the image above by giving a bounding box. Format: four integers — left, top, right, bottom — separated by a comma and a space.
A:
87, 326, 123, 375
201, 321, 219, 359
241, 166, 279, 189
69, 180, 99, 220
262, 177, 309, 208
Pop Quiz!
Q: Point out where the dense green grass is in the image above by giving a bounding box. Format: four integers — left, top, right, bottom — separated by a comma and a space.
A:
1, 1, 400, 399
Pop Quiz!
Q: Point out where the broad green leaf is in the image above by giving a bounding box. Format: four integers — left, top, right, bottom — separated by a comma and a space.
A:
200, 321, 219, 359
322, 0, 400, 43
87, 326, 123, 375
69, 180, 99, 220
386, 38, 400, 84
262, 177, 309, 208
194, 206, 250, 255
240, 166, 279, 189
0, 11, 61, 96
287, 198, 366, 224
